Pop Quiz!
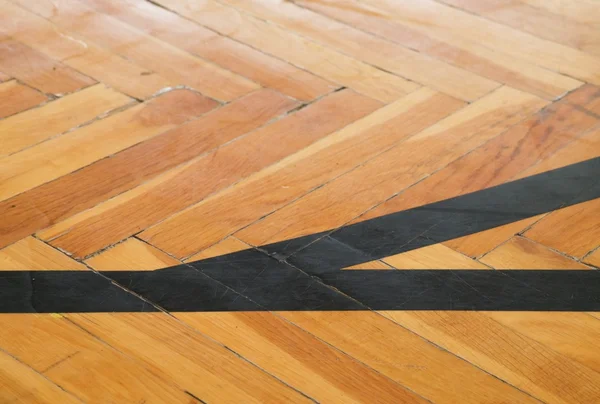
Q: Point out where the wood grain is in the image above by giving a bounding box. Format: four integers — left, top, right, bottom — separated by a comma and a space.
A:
155, 0, 419, 103
296, 0, 582, 100
83, 0, 337, 101
0, 38, 94, 95
0, 83, 132, 157
0, 89, 215, 202
86, 238, 179, 271
0, 89, 288, 251
0, 237, 86, 271
0, 80, 46, 119
46, 90, 380, 258
235, 87, 546, 250
218, 0, 500, 101
139, 88, 465, 258
12, 0, 260, 102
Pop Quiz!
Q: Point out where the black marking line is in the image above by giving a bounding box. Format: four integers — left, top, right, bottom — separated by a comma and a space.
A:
1, 157, 599, 313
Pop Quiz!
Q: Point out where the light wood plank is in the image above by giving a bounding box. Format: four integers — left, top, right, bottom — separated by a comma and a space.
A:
217, 0, 499, 102
234, 87, 546, 251
12, 0, 260, 102
0, 38, 94, 95
139, 88, 466, 258
83, 0, 337, 101
155, 0, 419, 103
86, 238, 179, 270
0, 83, 133, 157
0, 89, 291, 251
0, 80, 46, 119
0, 89, 215, 202
0, 350, 81, 404
480, 236, 591, 269
296, 0, 582, 100
383, 244, 489, 269
45, 90, 381, 258
0, 71, 9, 82
1, 0, 176, 99
520, 0, 600, 27
438, 0, 600, 56
0, 237, 85, 271
585, 248, 600, 267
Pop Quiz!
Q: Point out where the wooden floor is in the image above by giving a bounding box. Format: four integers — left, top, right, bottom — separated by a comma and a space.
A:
1, 0, 600, 402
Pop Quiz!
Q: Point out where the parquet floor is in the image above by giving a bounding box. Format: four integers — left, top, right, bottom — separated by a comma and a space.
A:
1, 0, 600, 402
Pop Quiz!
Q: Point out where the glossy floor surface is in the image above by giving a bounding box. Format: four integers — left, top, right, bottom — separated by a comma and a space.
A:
1, 0, 600, 402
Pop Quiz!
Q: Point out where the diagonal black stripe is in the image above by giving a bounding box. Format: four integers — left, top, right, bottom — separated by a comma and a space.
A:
1, 157, 599, 313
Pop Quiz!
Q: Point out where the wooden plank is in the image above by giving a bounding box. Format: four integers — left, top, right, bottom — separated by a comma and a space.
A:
382, 311, 600, 403
438, 0, 600, 57
139, 88, 467, 258
0, 237, 86, 271
217, 0, 499, 102
0, 39, 94, 95
486, 312, 600, 374
86, 238, 179, 270
480, 236, 591, 269
585, 248, 600, 267
0, 71, 9, 81
296, 0, 582, 100
0, 83, 133, 157
0, 314, 221, 403
562, 84, 600, 116
12, 0, 260, 102
0, 89, 291, 251
0, 350, 81, 404
1, 0, 175, 99
155, 0, 419, 103
520, 0, 600, 27
382, 244, 489, 269
83, 0, 336, 101
0, 89, 215, 202
185, 236, 252, 263
234, 87, 546, 252
312, 0, 600, 85
87, 238, 428, 402
0, 80, 46, 119
44, 90, 381, 258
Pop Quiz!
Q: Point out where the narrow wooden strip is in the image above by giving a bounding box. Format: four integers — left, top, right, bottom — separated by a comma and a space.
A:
46, 90, 381, 258
0, 39, 94, 95
0, 350, 81, 403
140, 88, 465, 258
0, 237, 86, 271
382, 244, 488, 270
585, 248, 600, 267
1, 0, 175, 99
84, 0, 336, 101
382, 311, 600, 403
85, 238, 180, 271
0, 83, 133, 157
480, 236, 591, 269
296, 0, 582, 100
0, 80, 46, 119
235, 87, 546, 255
66, 313, 312, 402
155, 0, 418, 103
12, 0, 260, 102
0, 89, 289, 250
0, 89, 215, 202
218, 0, 499, 101
439, 0, 600, 57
